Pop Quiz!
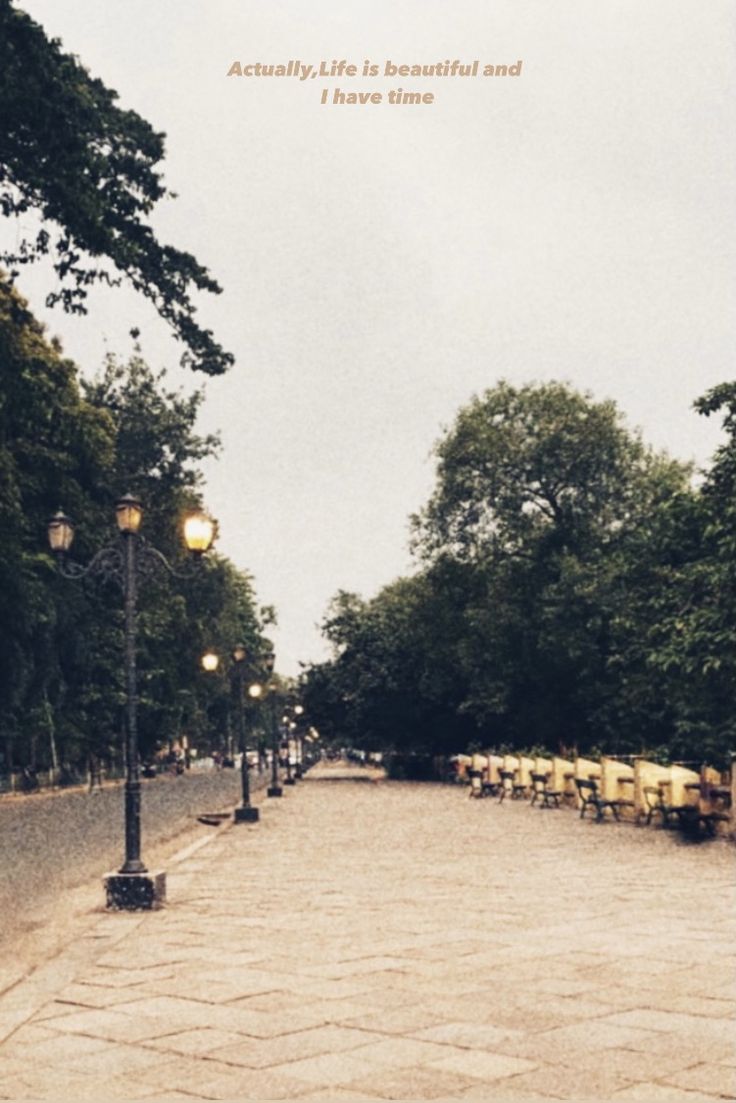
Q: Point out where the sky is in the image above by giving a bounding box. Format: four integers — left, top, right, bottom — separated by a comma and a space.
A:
6, 0, 736, 675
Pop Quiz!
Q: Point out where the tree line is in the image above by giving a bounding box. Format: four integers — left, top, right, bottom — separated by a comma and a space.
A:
0, 4, 265, 780
2, 5, 734, 777
302, 380, 736, 770
0, 281, 271, 778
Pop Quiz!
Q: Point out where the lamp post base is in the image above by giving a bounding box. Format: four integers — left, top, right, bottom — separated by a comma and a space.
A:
234, 806, 259, 823
267, 786, 283, 798
104, 870, 166, 911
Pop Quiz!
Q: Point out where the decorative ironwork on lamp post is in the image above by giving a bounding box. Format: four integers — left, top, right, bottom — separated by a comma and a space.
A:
47, 495, 215, 910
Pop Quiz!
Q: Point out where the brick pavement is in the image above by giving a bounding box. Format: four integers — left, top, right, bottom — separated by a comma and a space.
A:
0, 762, 733, 1101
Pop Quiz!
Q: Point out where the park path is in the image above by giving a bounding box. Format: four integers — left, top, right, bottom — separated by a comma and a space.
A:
0, 762, 733, 1101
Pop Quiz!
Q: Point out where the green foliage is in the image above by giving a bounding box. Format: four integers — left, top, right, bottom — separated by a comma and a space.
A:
0, 282, 266, 772
307, 379, 734, 770
0, 1, 232, 375
642, 383, 736, 767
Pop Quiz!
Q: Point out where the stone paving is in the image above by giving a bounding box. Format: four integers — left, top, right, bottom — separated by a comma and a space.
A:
0, 762, 734, 1101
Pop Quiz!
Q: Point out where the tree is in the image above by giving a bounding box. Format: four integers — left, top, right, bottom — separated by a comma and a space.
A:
310, 380, 704, 763
408, 381, 692, 754
0, 284, 265, 773
0, 2, 233, 375
0, 281, 114, 771
643, 383, 736, 766
302, 577, 476, 756
412, 380, 665, 563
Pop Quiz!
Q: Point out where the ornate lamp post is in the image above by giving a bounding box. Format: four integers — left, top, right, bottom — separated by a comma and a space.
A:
232, 644, 259, 823
280, 700, 305, 782
281, 714, 296, 785
47, 495, 214, 909
293, 704, 305, 778
247, 682, 267, 772
261, 651, 283, 798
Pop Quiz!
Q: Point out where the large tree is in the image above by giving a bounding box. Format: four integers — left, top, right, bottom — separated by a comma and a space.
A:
643, 383, 736, 766
0, 1, 233, 375
309, 381, 704, 762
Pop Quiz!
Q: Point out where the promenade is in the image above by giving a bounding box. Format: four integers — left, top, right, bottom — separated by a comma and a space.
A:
0, 763, 733, 1101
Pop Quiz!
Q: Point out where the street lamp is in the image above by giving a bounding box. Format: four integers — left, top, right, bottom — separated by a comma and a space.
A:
47, 495, 214, 910
281, 714, 295, 785
293, 704, 305, 778
231, 644, 259, 823
261, 651, 283, 798
201, 651, 219, 673
281, 700, 305, 782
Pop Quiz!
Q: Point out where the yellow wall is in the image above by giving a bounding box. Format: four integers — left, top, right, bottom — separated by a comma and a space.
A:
518, 756, 535, 787
503, 754, 520, 776
488, 755, 504, 784
600, 757, 635, 816
552, 757, 575, 801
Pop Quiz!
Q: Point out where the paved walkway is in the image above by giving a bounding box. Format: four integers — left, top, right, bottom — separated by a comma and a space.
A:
0, 763, 733, 1101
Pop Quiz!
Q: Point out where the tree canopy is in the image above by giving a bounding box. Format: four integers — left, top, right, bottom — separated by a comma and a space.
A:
0, 281, 263, 777
303, 380, 735, 770
0, 1, 233, 375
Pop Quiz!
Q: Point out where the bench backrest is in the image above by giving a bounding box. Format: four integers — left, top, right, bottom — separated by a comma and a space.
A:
574, 757, 601, 808
575, 777, 599, 796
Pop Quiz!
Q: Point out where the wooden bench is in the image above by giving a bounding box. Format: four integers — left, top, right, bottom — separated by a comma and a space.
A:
575, 777, 624, 822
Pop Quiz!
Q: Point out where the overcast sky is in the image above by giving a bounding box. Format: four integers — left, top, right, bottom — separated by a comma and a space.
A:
8, 0, 736, 674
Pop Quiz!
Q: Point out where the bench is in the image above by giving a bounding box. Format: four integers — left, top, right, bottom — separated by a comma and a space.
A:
530, 771, 562, 808
468, 769, 484, 799
673, 804, 730, 837
575, 777, 624, 822
639, 785, 730, 837
511, 779, 529, 800
639, 784, 671, 826
498, 769, 516, 802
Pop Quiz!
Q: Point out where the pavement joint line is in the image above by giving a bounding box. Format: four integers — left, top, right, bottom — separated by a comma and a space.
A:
0, 775, 281, 1051
1, 767, 732, 1102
